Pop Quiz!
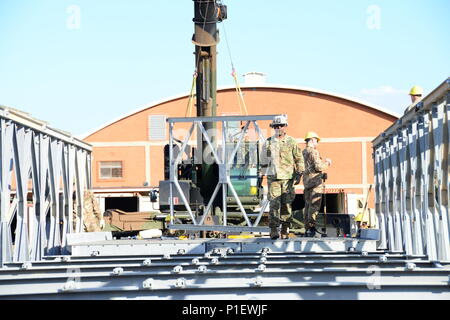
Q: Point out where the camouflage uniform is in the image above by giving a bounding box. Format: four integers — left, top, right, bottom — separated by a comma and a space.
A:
302, 146, 329, 229
82, 190, 103, 232
261, 135, 304, 229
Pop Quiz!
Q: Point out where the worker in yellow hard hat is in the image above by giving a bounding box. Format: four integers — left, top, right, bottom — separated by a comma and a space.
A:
302, 132, 331, 237
405, 85, 424, 113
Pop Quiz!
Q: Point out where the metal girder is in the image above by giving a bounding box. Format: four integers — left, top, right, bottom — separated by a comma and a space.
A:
66, 238, 379, 257
0, 251, 448, 300
373, 79, 450, 262
0, 107, 92, 266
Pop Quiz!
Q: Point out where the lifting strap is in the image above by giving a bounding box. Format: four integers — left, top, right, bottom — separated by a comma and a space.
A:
184, 72, 197, 118
231, 69, 248, 116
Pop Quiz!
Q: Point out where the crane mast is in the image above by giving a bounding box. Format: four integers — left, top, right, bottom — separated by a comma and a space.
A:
192, 0, 227, 202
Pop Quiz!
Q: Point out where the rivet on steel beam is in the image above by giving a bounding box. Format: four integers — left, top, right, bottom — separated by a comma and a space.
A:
260, 251, 267, 257
164, 253, 171, 260
406, 262, 416, 271
62, 256, 71, 262
173, 265, 183, 273
178, 249, 186, 255
226, 248, 234, 255
211, 258, 219, 265
213, 248, 221, 254
256, 264, 266, 272
112, 267, 124, 276
175, 278, 186, 288
261, 247, 270, 254
379, 255, 388, 263
361, 251, 368, 256
254, 276, 263, 287
192, 258, 200, 265
142, 259, 152, 266
21, 262, 32, 270
260, 257, 267, 264
197, 265, 208, 273
142, 278, 154, 289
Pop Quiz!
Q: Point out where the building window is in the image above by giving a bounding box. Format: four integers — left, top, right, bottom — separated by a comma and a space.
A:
148, 115, 167, 140
99, 161, 123, 179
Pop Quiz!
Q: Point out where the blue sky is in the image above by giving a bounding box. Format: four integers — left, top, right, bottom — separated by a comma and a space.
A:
0, 0, 449, 137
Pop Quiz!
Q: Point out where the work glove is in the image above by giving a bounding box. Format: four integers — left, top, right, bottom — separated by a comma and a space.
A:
294, 172, 302, 185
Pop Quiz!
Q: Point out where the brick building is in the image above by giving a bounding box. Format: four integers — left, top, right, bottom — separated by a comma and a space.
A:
82, 80, 398, 215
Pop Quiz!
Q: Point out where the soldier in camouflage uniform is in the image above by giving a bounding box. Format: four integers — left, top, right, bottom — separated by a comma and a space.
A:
80, 190, 105, 232
261, 115, 304, 239
73, 190, 105, 232
302, 132, 331, 237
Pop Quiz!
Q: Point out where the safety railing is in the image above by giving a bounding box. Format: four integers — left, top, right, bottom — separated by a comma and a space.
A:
0, 106, 92, 266
372, 78, 450, 261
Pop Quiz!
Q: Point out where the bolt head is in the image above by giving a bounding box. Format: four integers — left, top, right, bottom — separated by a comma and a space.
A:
112, 267, 124, 275
175, 278, 186, 288
406, 262, 416, 270
254, 276, 263, 287
142, 259, 152, 266
198, 265, 208, 273
143, 278, 153, 289
173, 265, 183, 273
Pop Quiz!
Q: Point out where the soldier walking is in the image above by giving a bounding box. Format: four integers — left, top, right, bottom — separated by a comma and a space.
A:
302, 132, 331, 237
261, 115, 304, 240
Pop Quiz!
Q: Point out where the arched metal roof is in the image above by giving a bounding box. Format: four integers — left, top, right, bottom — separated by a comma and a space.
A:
80, 84, 400, 140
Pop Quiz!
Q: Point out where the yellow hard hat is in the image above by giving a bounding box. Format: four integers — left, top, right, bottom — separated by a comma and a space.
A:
409, 86, 423, 96
305, 131, 320, 142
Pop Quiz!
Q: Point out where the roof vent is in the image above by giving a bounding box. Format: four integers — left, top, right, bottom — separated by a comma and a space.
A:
243, 72, 266, 86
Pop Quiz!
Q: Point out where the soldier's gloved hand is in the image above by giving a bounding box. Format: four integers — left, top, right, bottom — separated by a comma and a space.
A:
294, 173, 302, 185
99, 219, 105, 230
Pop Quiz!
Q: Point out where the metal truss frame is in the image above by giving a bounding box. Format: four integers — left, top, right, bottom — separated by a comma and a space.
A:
373, 78, 450, 262
0, 107, 92, 266
166, 115, 279, 232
